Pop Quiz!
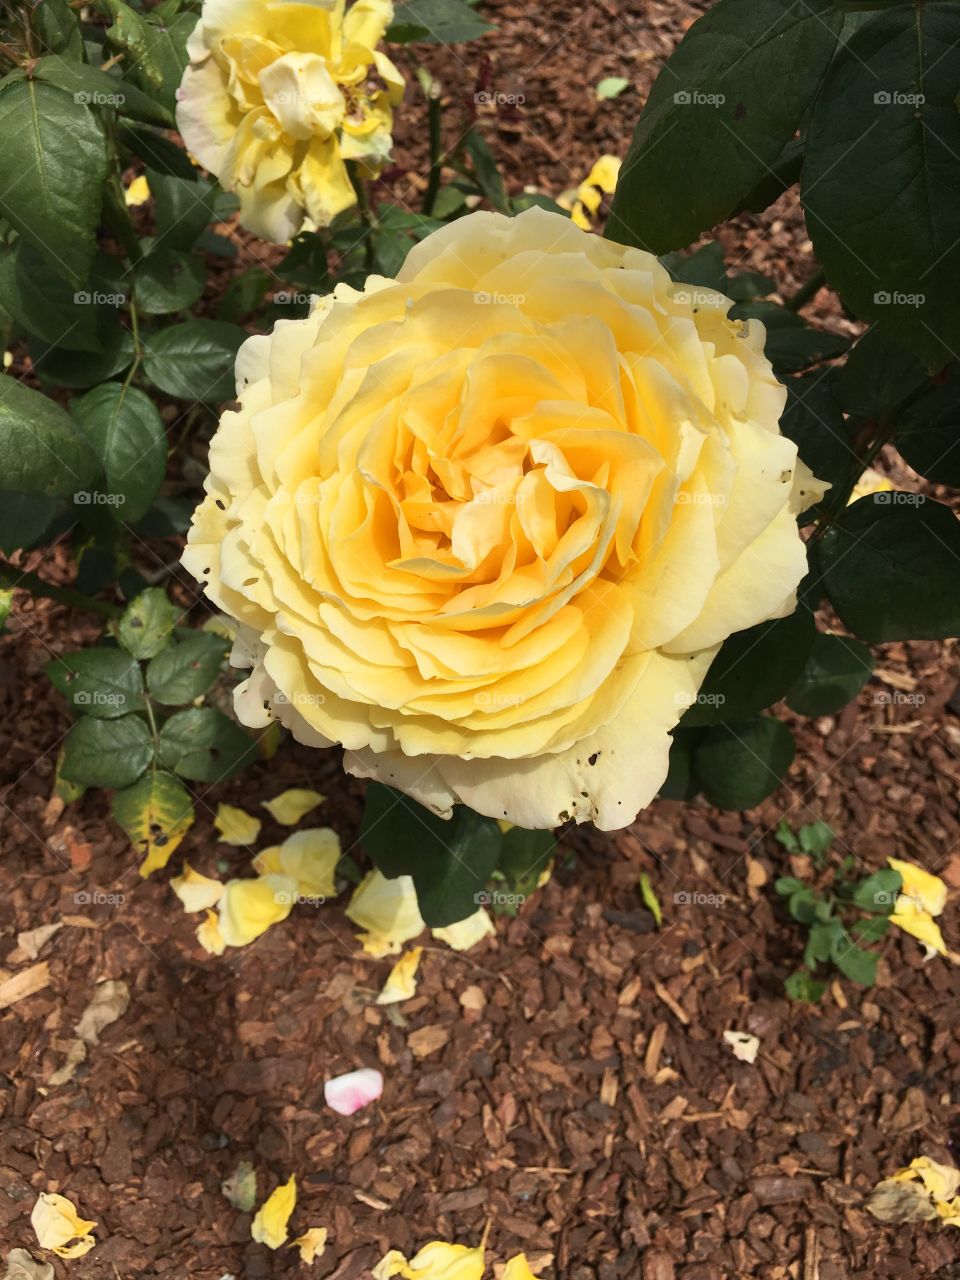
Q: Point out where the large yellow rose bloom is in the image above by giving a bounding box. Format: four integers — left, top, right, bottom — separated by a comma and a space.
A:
184, 209, 824, 829
175, 0, 404, 242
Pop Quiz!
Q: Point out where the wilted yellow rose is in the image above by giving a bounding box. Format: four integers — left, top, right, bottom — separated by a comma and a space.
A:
184, 208, 824, 829
176, 0, 404, 241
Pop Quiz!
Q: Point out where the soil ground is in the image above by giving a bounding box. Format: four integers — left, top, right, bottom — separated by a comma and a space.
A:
2, 2, 960, 1278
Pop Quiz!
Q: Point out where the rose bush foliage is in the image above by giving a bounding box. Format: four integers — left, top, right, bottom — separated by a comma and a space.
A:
183, 207, 825, 830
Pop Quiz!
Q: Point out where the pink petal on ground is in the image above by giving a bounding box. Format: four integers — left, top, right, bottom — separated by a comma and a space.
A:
324, 1068, 383, 1116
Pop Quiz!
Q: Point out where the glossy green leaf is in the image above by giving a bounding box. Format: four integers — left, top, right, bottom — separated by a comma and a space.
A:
60, 713, 153, 788
387, 0, 494, 43
116, 588, 178, 659
786, 631, 874, 716
158, 707, 258, 781
146, 633, 228, 705
143, 318, 245, 402
695, 716, 795, 810
72, 382, 167, 521
47, 648, 145, 718
134, 249, 206, 315
0, 376, 97, 499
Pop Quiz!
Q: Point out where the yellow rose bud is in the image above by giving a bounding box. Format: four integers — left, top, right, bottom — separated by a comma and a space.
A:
184, 208, 826, 829
176, 0, 404, 241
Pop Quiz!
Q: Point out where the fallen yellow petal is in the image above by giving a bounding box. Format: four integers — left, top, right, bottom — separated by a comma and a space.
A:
373, 1251, 409, 1279
892, 1156, 960, 1201
503, 1256, 541, 1280
124, 174, 150, 206
584, 153, 621, 194
888, 857, 948, 917
214, 803, 262, 847
253, 828, 340, 900
171, 862, 224, 913
346, 871, 425, 957
252, 1174, 296, 1249
404, 1241, 485, 1279
937, 1196, 960, 1227
262, 788, 326, 825
31, 1192, 97, 1258
432, 908, 495, 952
849, 467, 892, 503
218, 875, 296, 947
196, 909, 226, 955
377, 946, 423, 1005
889, 896, 948, 958
290, 1226, 328, 1264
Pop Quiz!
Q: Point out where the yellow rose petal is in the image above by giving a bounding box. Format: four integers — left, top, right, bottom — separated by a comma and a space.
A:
403, 1241, 485, 1279
892, 1156, 960, 1201
377, 946, 423, 1005
196, 909, 226, 955
503, 1256, 542, 1280
214, 803, 262, 846
373, 1252, 409, 1280
253, 827, 340, 899
346, 871, 425, 957
889, 897, 948, 958
584, 154, 621, 194
252, 1174, 296, 1249
262, 788, 327, 825
290, 1225, 328, 1264
432, 908, 495, 952
31, 1192, 97, 1258
218, 875, 296, 947
888, 857, 948, 917
171, 862, 224, 913
124, 174, 150, 206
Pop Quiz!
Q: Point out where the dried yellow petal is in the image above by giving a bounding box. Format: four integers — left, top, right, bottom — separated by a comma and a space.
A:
290, 1226, 328, 1264
262, 789, 326, 825
214, 803, 262, 847
891, 1156, 960, 1201
372, 1242, 485, 1280
251, 1174, 296, 1249
196, 909, 226, 955
31, 1193, 96, 1258
432, 908, 494, 952
253, 828, 340, 900
171, 862, 224, 913
377, 946, 423, 1005
346, 871, 425, 957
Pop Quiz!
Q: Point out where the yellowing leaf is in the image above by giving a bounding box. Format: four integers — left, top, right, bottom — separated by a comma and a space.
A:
290, 1227, 328, 1264
346, 871, 425, 957
377, 946, 422, 1005
124, 174, 150, 206
503, 1256, 541, 1280
76, 979, 129, 1046
171, 862, 224, 913
221, 1160, 257, 1212
113, 770, 194, 878
214, 803, 261, 847
432, 907, 494, 952
252, 1174, 296, 1249
638, 872, 662, 927
202, 615, 236, 641
891, 1156, 960, 1201
218, 874, 296, 947
3, 1247, 55, 1280
253, 828, 340, 900
196, 909, 226, 955
262, 788, 326, 825
869, 1156, 960, 1227
31, 1193, 96, 1259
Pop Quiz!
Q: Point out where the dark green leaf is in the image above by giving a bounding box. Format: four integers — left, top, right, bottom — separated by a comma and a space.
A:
218, 268, 272, 323
143, 318, 245, 402
818, 495, 960, 641
0, 376, 97, 498
146, 633, 228, 705
359, 781, 455, 877
785, 970, 826, 1002
498, 826, 556, 899
852, 916, 891, 943
695, 716, 795, 810
60, 713, 153, 788
412, 808, 503, 927
32, 55, 174, 127
774, 875, 807, 896
805, 918, 844, 966
31, 330, 135, 389
658, 726, 702, 801
834, 326, 932, 428
148, 170, 216, 251
387, 0, 494, 43
0, 81, 108, 285
34, 0, 84, 57
0, 492, 59, 554
464, 129, 509, 211
799, 821, 833, 858
0, 243, 124, 354
802, 6, 960, 366
100, 0, 161, 85
134, 249, 206, 315
116, 587, 178, 659
72, 382, 167, 521
895, 380, 960, 486
681, 608, 814, 726
731, 136, 804, 217
119, 124, 196, 178
731, 302, 849, 374
832, 936, 878, 985
852, 867, 902, 912
47, 648, 145, 718
787, 887, 819, 925
607, 0, 842, 252
775, 820, 801, 853
779, 371, 857, 521
158, 707, 257, 781
133, 11, 194, 113
786, 631, 873, 716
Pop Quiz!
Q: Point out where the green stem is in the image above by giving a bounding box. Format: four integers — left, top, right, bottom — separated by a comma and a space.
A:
419, 69, 444, 216
785, 268, 826, 313
347, 162, 377, 274
0, 560, 122, 618
122, 298, 143, 394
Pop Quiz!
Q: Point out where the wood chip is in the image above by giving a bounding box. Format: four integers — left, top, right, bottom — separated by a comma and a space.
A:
408, 1024, 451, 1058
0, 962, 50, 1010
653, 980, 690, 1025
644, 1021, 668, 1078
